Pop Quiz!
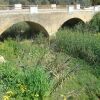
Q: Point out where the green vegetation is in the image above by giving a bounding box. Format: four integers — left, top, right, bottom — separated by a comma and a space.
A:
74, 12, 100, 33
0, 35, 100, 100
0, 38, 71, 100
0, 11, 100, 100
0, 62, 52, 100
0, 38, 51, 100
56, 29, 100, 64
55, 12, 100, 65
90, 12, 100, 33
0, 0, 100, 6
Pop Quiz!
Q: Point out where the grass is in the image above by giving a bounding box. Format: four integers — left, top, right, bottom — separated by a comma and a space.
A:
0, 38, 52, 100
55, 29, 100, 65
51, 58, 100, 100
0, 36, 100, 100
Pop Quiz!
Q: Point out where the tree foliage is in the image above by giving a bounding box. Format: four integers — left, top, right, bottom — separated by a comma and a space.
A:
0, 0, 99, 5
0, 0, 99, 7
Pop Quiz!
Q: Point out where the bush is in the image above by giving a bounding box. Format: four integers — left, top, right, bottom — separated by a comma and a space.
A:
74, 22, 97, 34
74, 12, 100, 34
0, 62, 52, 100
0, 38, 52, 99
56, 29, 100, 64
89, 12, 100, 33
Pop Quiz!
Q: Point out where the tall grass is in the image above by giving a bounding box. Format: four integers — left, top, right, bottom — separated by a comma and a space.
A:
0, 36, 100, 100
90, 12, 100, 33
0, 37, 71, 100
56, 29, 100, 64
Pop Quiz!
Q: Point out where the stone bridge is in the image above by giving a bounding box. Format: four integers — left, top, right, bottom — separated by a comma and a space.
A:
0, 7, 99, 37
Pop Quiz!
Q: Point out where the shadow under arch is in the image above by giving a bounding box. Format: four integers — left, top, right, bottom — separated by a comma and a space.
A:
1, 21, 49, 41
60, 18, 85, 29
26, 21, 48, 37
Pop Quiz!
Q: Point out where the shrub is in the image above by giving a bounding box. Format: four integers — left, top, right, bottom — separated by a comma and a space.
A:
56, 29, 100, 64
90, 12, 100, 33
26, 66, 52, 100
74, 22, 97, 34
74, 12, 100, 34
0, 62, 52, 100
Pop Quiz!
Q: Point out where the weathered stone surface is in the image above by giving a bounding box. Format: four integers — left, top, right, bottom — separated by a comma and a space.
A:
0, 55, 6, 63
0, 10, 94, 37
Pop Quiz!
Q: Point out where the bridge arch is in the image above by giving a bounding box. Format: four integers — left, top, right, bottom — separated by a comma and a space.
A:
26, 21, 48, 36
0, 20, 49, 39
60, 17, 85, 29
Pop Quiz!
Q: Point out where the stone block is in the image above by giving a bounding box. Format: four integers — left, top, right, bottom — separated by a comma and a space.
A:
51, 4, 56, 9
14, 4, 22, 10
30, 6, 38, 14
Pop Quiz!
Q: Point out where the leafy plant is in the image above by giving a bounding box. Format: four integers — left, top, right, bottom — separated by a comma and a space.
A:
0, 62, 52, 100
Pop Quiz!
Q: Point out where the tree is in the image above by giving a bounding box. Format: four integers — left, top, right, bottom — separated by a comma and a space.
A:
91, 0, 100, 5
0, 0, 8, 5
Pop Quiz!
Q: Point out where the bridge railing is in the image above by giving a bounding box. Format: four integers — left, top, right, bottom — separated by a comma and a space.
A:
0, 5, 30, 10
0, 4, 100, 14
0, 5, 69, 10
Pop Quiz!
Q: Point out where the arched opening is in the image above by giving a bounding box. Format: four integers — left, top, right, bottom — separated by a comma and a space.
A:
61, 18, 85, 29
0, 21, 48, 41
26, 21, 48, 37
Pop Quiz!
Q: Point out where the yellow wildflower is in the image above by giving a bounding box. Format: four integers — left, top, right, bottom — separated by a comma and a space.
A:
63, 96, 66, 100
61, 94, 66, 100
3, 96, 9, 100
20, 85, 27, 93
6, 91, 14, 97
